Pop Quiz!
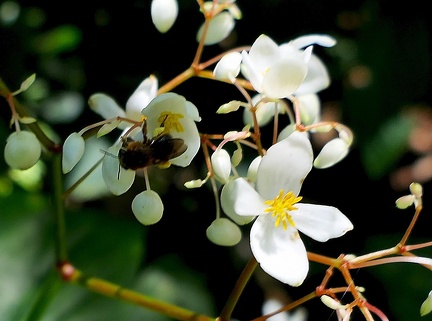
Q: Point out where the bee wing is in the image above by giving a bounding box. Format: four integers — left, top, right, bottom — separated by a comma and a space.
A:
169, 138, 188, 158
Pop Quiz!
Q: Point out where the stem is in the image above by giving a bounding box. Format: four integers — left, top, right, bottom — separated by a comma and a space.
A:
58, 263, 216, 321
218, 257, 258, 321
52, 153, 68, 263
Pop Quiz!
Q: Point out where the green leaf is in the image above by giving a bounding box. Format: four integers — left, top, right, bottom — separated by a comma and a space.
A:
361, 113, 414, 179
31, 25, 82, 55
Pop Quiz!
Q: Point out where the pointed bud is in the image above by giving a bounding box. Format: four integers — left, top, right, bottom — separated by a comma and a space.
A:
62, 132, 85, 173
184, 179, 205, 188
206, 218, 242, 246
4, 131, 41, 170
211, 148, 231, 183
216, 100, 244, 114
132, 190, 164, 225
151, 0, 178, 33
314, 138, 349, 169
246, 156, 262, 183
421, 291, 432, 316
320, 295, 346, 310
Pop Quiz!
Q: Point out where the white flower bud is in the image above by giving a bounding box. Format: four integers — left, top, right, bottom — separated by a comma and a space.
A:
213, 51, 242, 79
320, 295, 346, 310
196, 11, 235, 45
4, 131, 41, 170
132, 190, 164, 225
297, 93, 320, 126
314, 138, 349, 169
409, 182, 423, 198
151, 0, 178, 33
206, 218, 241, 246
184, 179, 205, 188
395, 194, 416, 209
216, 100, 243, 114
421, 290, 432, 316
62, 132, 85, 173
211, 148, 231, 183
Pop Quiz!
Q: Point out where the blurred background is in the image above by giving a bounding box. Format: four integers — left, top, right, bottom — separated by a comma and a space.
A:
1, 0, 432, 320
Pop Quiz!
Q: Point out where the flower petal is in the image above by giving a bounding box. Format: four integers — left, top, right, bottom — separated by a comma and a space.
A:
262, 57, 308, 98
211, 148, 232, 183
257, 131, 313, 199
220, 179, 256, 225
226, 177, 267, 217
62, 132, 85, 173
214, 51, 242, 79
250, 214, 309, 286
295, 54, 331, 95
286, 34, 337, 50
125, 75, 158, 121
102, 145, 135, 195
292, 203, 353, 242
88, 93, 126, 121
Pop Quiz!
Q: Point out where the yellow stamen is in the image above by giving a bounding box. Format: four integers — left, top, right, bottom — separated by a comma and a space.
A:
264, 190, 302, 230
158, 112, 184, 133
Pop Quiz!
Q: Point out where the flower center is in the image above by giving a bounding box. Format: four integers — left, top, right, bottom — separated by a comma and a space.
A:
264, 189, 302, 230
157, 112, 184, 134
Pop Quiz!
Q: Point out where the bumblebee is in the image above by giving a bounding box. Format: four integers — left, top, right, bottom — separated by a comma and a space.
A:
118, 120, 187, 170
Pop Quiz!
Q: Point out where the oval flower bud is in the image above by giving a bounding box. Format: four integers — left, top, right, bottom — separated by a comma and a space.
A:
206, 217, 242, 246
211, 148, 231, 183
151, 0, 178, 33
62, 132, 85, 173
4, 131, 41, 170
196, 11, 235, 45
131, 190, 164, 225
314, 138, 349, 169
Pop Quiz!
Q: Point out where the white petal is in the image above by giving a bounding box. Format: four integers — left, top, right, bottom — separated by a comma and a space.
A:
246, 155, 262, 183
421, 291, 432, 316
314, 138, 349, 169
211, 148, 232, 183
250, 214, 309, 286
151, 0, 178, 33
125, 75, 158, 120
287, 34, 337, 50
297, 93, 320, 126
243, 94, 281, 127
295, 54, 331, 95
213, 51, 242, 79
197, 11, 235, 45
102, 145, 135, 195
248, 34, 281, 72
132, 190, 164, 225
241, 50, 264, 93
62, 132, 85, 173
262, 57, 307, 98
226, 177, 267, 216
220, 179, 256, 225
276, 124, 297, 142
185, 101, 202, 122
88, 93, 126, 121
257, 131, 313, 199
262, 299, 290, 321
292, 204, 353, 242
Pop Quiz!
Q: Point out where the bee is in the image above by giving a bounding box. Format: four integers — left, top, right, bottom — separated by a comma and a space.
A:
118, 118, 187, 170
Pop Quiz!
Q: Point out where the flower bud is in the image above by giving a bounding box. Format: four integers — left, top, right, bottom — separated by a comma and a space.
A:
213, 52, 242, 79
62, 132, 85, 173
4, 131, 41, 170
206, 218, 241, 246
196, 11, 235, 45
211, 148, 231, 183
421, 290, 432, 316
151, 0, 178, 33
132, 190, 164, 225
395, 194, 415, 209
409, 182, 423, 198
314, 138, 349, 169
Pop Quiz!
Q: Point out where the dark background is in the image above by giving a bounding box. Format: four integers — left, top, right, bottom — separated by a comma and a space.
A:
1, 0, 432, 320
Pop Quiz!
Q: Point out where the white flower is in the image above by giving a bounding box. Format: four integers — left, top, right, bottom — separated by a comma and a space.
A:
241, 34, 335, 99
89, 76, 201, 195
224, 131, 353, 286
